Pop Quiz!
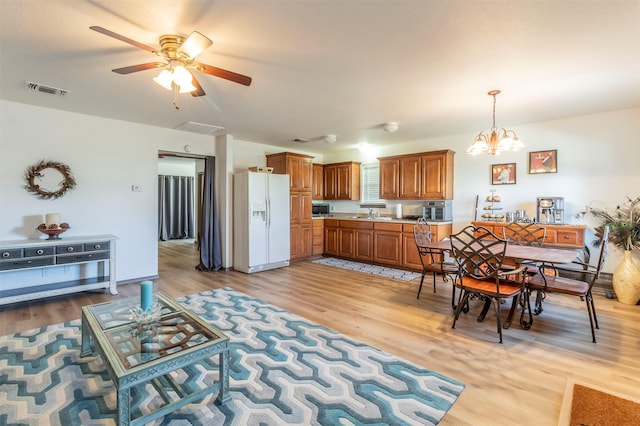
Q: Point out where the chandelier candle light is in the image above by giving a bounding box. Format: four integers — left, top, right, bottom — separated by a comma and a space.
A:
467, 90, 524, 156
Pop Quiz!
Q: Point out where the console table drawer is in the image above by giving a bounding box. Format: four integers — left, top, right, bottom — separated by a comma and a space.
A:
85, 241, 110, 251
56, 251, 110, 264
25, 247, 55, 257
0, 257, 55, 271
56, 244, 84, 254
1, 249, 23, 260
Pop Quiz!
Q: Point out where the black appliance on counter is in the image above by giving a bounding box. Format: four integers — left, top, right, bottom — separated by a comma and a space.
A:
422, 200, 453, 222
312, 203, 330, 216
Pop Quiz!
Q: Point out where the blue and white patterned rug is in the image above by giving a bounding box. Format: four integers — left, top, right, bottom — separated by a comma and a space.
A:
313, 257, 422, 281
0, 287, 464, 425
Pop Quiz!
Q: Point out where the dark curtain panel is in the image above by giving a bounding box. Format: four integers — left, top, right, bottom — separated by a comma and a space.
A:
158, 175, 195, 241
196, 156, 223, 271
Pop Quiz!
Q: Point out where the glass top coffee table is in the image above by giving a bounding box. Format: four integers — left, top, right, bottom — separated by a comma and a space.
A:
81, 292, 230, 426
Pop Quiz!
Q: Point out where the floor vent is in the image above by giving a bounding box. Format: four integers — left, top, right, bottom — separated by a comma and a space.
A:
174, 121, 224, 135
25, 81, 70, 97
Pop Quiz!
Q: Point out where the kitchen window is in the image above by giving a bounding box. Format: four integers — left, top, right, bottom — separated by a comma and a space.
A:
361, 163, 384, 204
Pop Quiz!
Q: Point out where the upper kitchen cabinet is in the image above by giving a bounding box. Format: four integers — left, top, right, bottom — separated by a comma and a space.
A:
420, 150, 454, 199
266, 152, 314, 191
378, 150, 454, 200
312, 163, 324, 200
323, 162, 361, 200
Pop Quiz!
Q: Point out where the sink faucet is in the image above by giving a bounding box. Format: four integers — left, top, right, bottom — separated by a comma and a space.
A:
368, 208, 373, 219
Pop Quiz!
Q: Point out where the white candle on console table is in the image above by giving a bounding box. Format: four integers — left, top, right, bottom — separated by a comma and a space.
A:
45, 213, 61, 227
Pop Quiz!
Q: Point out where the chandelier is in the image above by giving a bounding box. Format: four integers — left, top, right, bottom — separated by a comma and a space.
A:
467, 90, 524, 156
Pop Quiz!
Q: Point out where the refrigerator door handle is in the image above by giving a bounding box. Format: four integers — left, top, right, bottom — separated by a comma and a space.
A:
266, 197, 270, 227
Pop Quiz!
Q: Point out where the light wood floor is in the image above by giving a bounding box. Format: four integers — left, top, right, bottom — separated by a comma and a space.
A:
2, 239, 639, 425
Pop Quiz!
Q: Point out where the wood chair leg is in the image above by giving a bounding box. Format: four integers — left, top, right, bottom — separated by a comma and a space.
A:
432, 272, 437, 293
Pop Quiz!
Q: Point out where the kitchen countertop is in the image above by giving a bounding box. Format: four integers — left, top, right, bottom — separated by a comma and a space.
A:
312, 215, 452, 225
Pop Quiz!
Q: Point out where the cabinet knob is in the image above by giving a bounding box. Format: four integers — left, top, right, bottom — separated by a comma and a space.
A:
2, 252, 9, 258
36, 249, 44, 255
67, 247, 74, 252
94, 244, 101, 250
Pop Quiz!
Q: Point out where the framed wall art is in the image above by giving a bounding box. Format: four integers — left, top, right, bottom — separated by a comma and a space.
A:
529, 150, 557, 174
491, 163, 516, 185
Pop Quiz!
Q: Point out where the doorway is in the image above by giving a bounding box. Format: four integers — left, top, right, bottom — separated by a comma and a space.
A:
157, 152, 205, 259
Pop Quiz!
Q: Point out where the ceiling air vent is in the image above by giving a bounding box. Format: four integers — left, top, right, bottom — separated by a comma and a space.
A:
25, 81, 70, 97
174, 121, 225, 135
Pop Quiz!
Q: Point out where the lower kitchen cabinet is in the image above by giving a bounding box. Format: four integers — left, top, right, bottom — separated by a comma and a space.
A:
312, 219, 324, 255
324, 219, 339, 256
322, 219, 451, 271
373, 222, 403, 266
291, 223, 313, 259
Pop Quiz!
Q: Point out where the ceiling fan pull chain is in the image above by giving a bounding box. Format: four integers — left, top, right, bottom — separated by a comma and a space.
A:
172, 82, 180, 110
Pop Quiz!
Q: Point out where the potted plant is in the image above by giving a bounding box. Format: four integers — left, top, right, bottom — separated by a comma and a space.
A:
589, 196, 640, 304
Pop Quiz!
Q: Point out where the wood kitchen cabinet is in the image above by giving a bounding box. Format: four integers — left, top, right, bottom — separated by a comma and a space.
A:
312, 219, 324, 255
378, 150, 454, 200
266, 152, 315, 260
402, 222, 452, 270
323, 162, 361, 200
471, 221, 587, 248
267, 152, 313, 191
373, 222, 403, 266
312, 164, 324, 200
421, 150, 454, 199
324, 219, 339, 256
339, 220, 374, 261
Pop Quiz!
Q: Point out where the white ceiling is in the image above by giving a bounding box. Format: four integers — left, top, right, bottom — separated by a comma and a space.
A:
1, 0, 639, 154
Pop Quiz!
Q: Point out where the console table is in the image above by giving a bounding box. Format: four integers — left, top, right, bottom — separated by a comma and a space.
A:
0, 234, 117, 305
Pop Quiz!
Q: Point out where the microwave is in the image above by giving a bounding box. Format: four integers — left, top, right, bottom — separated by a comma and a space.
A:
312, 203, 330, 216
422, 200, 452, 222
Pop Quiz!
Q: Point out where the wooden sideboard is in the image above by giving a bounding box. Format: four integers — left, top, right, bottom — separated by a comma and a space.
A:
471, 221, 587, 248
0, 234, 117, 305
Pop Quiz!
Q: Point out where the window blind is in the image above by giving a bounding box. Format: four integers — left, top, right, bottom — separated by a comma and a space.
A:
361, 163, 384, 204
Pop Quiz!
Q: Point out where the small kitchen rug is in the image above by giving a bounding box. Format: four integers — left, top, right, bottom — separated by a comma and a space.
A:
313, 257, 422, 281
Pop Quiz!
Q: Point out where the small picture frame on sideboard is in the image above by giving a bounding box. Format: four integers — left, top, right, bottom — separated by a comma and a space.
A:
529, 150, 557, 174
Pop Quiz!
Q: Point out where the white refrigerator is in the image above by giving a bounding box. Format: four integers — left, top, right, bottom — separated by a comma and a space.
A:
233, 171, 290, 273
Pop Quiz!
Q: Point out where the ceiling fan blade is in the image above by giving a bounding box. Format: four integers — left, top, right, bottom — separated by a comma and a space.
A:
179, 31, 213, 59
190, 75, 206, 97
112, 62, 166, 74
195, 63, 252, 86
90, 26, 158, 54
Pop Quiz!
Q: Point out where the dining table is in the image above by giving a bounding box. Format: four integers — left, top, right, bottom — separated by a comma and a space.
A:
419, 239, 579, 329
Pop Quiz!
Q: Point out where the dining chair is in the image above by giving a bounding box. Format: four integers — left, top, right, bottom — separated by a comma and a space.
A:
449, 225, 528, 343
502, 222, 546, 246
413, 218, 459, 307
527, 226, 609, 343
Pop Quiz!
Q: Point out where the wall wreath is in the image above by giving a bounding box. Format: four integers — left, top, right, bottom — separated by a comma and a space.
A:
24, 160, 77, 199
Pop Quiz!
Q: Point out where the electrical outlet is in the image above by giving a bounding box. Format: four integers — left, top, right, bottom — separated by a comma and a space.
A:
131, 184, 143, 192
331, 205, 335, 211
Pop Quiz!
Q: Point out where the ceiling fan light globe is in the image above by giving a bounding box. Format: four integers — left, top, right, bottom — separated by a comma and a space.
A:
172, 65, 193, 87
153, 70, 174, 91
179, 31, 213, 59
178, 80, 197, 93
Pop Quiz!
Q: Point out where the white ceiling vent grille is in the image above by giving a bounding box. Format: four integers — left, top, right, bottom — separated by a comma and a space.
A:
25, 81, 70, 97
174, 121, 225, 135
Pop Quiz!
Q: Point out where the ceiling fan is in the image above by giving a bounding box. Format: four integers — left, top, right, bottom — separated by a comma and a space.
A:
90, 26, 252, 108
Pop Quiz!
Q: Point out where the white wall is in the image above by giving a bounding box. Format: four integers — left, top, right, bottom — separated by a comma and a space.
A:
0, 100, 215, 282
